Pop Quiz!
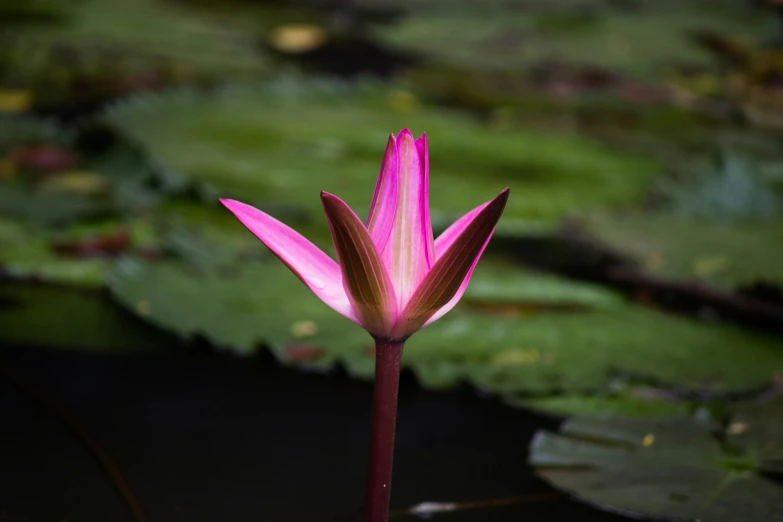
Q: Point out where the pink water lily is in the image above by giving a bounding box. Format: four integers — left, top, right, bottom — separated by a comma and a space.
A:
221, 128, 508, 522
220, 129, 509, 341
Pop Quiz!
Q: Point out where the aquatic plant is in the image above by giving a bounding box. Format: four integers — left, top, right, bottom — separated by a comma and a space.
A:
221, 129, 508, 522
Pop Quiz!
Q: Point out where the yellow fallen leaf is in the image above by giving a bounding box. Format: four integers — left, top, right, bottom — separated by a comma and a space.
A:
290, 320, 319, 338
269, 24, 327, 54
0, 90, 33, 112
38, 171, 108, 194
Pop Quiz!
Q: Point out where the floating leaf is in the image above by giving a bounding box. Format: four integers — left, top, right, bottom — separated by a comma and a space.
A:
0, 217, 142, 287
517, 393, 692, 419
585, 213, 783, 289
371, 4, 771, 78
0, 0, 268, 79
0, 182, 114, 227
103, 80, 660, 223
0, 281, 164, 351
530, 413, 783, 521
0, 197, 263, 287
727, 396, 783, 476
664, 151, 781, 222
0, 115, 73, 154
108, 253, 783, 400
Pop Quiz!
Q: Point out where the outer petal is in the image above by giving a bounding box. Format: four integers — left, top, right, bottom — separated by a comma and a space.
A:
416, 198, 494, 327
416, 133, 435, 271
379, 129, 433, 310
393, 188, 509, 338
219, 199, 359, 324
365, 133, 398, 254
321, 192, 398, 338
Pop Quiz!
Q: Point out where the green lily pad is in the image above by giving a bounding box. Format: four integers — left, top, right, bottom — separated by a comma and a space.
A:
463, 262, 623, 311
0, 281, 165, 352
108, 250, 783, 398
0, 217, 152, 287
0, 197, 266, 287
372, 4, 770, 78
517, 393, 692, 419
103, 81, 660, 223
0, 115, 73, 153
585, 213, 783, 288
727, 396, 783, 476
2, 0, 267, 78
0, 182, 115, 227
530, 413, 783, 521
664, 151, 781, 222
0, 123, 163, 227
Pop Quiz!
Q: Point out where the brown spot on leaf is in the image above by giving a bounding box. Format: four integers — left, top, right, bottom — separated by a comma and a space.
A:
284, 344, 325, 362
10, 145, 78, 173
462, 298, 590, 317
51, 230, 131, 258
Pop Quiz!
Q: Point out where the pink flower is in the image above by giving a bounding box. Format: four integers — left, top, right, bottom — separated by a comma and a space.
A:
220, 129, 509, 341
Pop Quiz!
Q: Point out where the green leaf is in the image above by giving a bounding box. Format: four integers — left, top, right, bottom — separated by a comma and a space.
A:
0, 217, 118, 287
108, 253, 783, 400
0, 200, 256, 287
103, 80, 660, 223
0, 281, 165, 352
530, 413, 783, 521
517, 393, 692, 419
1, 0, 268, 78
584, 213, 783, 289
0, 115, 73, 153
664, 151, 781, 222
726, 396, 783, 476
0, 182, 115, 227
370, 4, 771, 78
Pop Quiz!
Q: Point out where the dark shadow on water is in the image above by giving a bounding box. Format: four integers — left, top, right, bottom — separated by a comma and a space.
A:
0, 343, 627, 522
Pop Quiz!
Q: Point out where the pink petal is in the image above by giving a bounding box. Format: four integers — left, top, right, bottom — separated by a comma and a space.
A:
419, 198, 495, 327
365, 133, 398, 254
377, 129, 434, 311
219, 199, 359, 324
321, 191, 398, 338
434, 200, 493, 259
416, 133, 436, 272
393, 188, 509, 337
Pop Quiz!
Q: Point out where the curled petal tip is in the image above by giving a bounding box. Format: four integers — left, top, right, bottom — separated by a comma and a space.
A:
397, 128, 414, 139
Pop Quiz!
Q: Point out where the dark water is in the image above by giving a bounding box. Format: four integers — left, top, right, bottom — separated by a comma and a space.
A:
0, 343, 628, 522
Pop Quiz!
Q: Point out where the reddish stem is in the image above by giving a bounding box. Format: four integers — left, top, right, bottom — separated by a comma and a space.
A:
363, 338, 405, 522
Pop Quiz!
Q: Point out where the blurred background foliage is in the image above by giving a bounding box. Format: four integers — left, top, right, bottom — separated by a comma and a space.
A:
3, 1, 783, 519
1, 0, 783, 433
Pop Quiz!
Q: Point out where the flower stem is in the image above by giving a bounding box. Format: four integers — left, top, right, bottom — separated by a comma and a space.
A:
363, 338, 405, 522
